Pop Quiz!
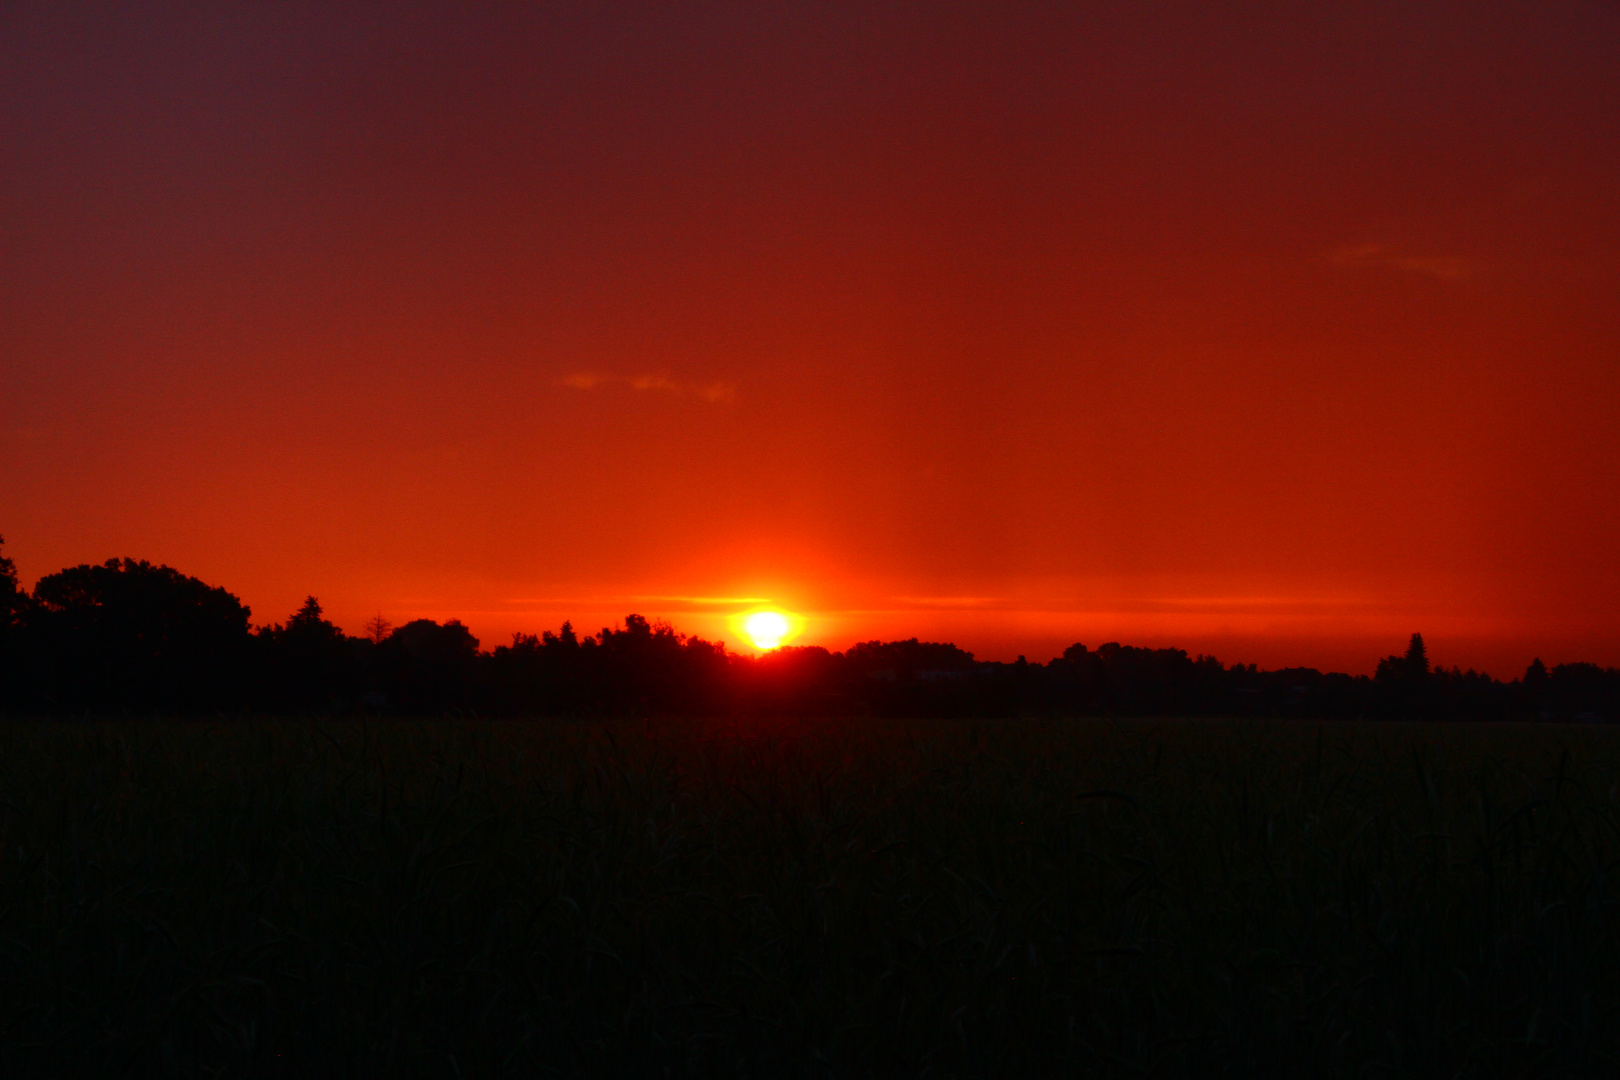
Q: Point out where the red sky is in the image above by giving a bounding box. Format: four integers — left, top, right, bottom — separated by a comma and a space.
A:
3, 2, 1618, 676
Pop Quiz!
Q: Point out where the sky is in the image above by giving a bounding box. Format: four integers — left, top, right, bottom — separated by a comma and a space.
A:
3, 1, 1618, 676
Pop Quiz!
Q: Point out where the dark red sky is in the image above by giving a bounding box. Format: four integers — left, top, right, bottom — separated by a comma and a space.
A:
4, 1, 1618, 674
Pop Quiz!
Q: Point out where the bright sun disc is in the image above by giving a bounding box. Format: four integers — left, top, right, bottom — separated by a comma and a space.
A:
743, 611, 791, 650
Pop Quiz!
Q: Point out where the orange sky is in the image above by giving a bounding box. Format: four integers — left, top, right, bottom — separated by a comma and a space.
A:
3, 2, 1618, 676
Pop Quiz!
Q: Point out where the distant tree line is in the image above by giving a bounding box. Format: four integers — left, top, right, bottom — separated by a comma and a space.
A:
0, 539, 1616, 720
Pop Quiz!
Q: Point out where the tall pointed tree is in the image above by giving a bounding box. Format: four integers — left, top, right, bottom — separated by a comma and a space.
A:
1404, 633, 1430, 679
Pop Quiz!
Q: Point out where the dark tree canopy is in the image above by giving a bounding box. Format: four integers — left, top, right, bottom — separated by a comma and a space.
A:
258, 597, 355, 711
376, 619, 482, 713
24, 558, 253, 711
846, 638, 977, 678
0, 536, 21, 696
1371, 634, 1430, 714
0, 535, 18, 622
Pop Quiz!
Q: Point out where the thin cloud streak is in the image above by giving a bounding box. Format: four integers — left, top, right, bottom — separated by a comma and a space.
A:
632, 595, 776, 606
889, 596, 1008, 608
1328, 243, 1477, 281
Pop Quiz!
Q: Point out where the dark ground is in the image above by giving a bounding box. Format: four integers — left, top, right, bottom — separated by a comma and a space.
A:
0, 715, 1615, 1077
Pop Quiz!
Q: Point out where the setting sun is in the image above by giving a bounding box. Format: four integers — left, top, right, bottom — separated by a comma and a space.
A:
743, 611, 792, 650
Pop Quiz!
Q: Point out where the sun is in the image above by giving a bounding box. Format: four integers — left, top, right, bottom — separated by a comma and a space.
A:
729, 607, 804, 651
742, 610, 792, 651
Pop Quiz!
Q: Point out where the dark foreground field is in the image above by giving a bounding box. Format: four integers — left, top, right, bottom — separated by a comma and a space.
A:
0, 717, 1616, 1078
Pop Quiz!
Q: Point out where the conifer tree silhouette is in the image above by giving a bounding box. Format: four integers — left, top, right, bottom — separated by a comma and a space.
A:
1404, 633, 1430, 680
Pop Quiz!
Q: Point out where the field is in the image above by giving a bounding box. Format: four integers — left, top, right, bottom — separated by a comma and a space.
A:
0, 716, 1616, 1078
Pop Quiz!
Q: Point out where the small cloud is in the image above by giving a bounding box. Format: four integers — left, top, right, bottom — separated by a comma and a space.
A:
890, 596, 1007, 609
1389, 255, 1473, 281
633, 595, 774, 606
700, 381, 736, 403
630, 374, 682, 394
1327, 242, 1385, 267
560, 373, 603, 390
1328, 243, 1476, 281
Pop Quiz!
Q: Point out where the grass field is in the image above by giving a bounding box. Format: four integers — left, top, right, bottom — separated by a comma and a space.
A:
0, 715, 1616, 1077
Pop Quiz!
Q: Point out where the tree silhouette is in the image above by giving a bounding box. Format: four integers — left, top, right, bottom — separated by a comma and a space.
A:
375, 619, 481, 712
0, 539, 1612, 720
1405, 633, 1430, 677
0, 535, 18, 619
364, 613, 394, 645
1546, 662, 1620, 720
1374, 633, 1433, 715
260, 596, 353, 710
0, 535, 22, 703
1523, 657, 1549, 718
25, 558, 253, 711
1377, 633, 1430, 684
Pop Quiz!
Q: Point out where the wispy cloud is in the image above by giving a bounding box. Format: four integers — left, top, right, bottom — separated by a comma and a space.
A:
889, 596, 1008, 609
560, 372, 737, 402
1328, 243, 1476, 281
499, 595, 773, 607
633, 595, 775, 608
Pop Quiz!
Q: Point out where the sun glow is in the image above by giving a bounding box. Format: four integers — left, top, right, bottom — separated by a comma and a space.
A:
741, 610, 795, 651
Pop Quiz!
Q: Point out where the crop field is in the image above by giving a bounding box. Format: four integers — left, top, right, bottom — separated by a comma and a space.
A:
0, 715, 1616, 1078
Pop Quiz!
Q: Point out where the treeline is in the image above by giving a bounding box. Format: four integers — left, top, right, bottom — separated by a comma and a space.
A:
1, 542, 1616, 720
